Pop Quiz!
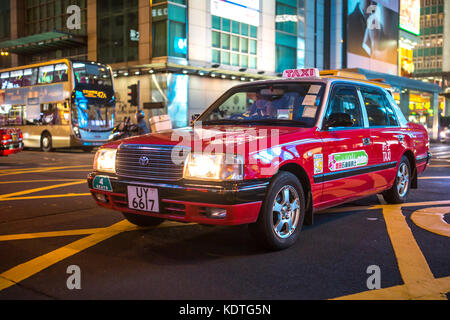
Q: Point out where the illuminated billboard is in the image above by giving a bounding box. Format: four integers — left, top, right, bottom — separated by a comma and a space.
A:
210, 0, 260, 26
347, 0, 399, 75
400, 0, 420, 35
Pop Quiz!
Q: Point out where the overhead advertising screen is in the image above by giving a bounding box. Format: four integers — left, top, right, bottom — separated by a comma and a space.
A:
211, 0, 260, 26
347, 0, 399, 75
399, 0, 420, 35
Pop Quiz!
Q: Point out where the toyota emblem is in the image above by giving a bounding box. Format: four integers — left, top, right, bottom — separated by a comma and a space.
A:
139, 155, 150, 166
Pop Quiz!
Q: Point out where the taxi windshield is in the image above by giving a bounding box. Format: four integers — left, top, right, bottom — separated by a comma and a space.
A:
198, 82, 325, 127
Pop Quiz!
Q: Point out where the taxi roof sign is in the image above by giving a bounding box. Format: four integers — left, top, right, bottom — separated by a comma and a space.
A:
282, 68, 320, 79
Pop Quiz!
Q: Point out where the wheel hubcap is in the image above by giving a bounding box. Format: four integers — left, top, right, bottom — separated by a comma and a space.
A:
42, 137, 49, 148
272, 185, 300, 239
397, 163, 409, 197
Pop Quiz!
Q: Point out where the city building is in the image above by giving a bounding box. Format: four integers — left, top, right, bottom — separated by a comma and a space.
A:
0, 0, 445, 139
412, 0, 449, 125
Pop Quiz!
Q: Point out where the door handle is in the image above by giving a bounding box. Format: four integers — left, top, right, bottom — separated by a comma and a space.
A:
363, 138, 371, 146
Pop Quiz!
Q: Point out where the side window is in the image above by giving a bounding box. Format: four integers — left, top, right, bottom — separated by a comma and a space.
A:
360, 88, 389, 127
382, 95, 399, 126
38, 65, 54, 84
0, 72, 10, 89
22, 68, 38, 86
360, 88, 399, 127
9, 70, 24, 88
325, 86, 363, 128
53, 64, 68, 83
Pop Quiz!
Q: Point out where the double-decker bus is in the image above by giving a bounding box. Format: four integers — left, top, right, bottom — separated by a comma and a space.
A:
0, 59, 115, 151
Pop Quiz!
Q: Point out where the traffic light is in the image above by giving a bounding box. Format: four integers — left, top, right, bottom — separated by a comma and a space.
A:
127, 84, 138, 106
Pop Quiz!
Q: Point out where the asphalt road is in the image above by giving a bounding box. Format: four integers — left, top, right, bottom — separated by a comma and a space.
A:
0, 145, 448, 300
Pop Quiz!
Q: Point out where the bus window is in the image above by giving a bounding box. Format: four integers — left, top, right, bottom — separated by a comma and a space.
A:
53, 64, 68, 83
38, 65, 54, 84
22, 68, 38, 86
9, 70, 24, 88
73, 62, 112, 86
24, 105, 41, 125
0, 72, 10, 89
41, 103, 56, 125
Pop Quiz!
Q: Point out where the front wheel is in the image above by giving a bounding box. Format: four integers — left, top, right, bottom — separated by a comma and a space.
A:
248, 172, 305, 250
41, 132, 53, 152
121, 212, 165, 227
382, 156, 411, 204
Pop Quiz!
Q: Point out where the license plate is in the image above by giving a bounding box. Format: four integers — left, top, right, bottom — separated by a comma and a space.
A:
127, 186, 159, 213
12, 134, 17, 142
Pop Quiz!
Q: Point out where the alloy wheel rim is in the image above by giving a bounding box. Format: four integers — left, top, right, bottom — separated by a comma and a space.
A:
42, 137, 49, 148
272, 185, 300, 239
397, 163, 409, 197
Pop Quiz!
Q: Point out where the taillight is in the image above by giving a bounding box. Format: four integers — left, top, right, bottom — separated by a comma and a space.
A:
19, 132, 23, 139
1, 134, 11, 144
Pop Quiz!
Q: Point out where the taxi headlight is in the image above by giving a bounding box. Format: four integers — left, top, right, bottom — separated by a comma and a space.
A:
93, 148, 117, 173
183, 153, 244, 181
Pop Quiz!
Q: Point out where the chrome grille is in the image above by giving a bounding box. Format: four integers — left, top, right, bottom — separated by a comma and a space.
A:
116, 144, 190, 181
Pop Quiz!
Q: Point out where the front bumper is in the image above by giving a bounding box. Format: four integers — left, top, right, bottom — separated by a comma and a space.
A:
87, 172, 269, 226
0, 142, 23, 156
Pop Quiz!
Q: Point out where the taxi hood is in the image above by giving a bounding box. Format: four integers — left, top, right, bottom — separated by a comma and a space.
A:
109, 125, 316, 153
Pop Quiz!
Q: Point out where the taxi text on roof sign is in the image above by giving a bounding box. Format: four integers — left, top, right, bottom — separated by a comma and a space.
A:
282, 68, 320, 79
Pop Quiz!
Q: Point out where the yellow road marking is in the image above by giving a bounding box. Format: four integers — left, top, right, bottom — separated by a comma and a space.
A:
381, 206, 435, 284
0, 228, 105, 241
0, 193, 91, 201
411, 206, 450, 238
334, 276, 450, 300
0, 220, 191, 292
0, 220, 138, 292
0, 179, 84, 185
333, 202, 450, 300
0, 181, 86, 199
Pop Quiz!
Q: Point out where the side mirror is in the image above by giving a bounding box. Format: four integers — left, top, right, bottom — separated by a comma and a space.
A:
190, 114, 200, 126
325, 113, 353, 129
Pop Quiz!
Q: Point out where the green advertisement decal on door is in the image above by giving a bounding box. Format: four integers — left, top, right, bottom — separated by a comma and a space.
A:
328, 150, 369, 172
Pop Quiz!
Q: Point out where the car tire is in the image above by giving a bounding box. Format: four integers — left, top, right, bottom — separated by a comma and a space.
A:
121, 212, 165, 227
382, 156, 411, 204
41, 132, 53, 152
248, 171, 306, 251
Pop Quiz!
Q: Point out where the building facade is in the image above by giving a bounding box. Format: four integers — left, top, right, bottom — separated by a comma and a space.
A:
412, 0, 450, 122
0, 0, 445, 137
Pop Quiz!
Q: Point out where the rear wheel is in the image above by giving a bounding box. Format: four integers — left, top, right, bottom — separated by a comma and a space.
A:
248, 171, 305, 250
121, 212, 165, 227
41, 132, 53, 152
382, 156, 411, 204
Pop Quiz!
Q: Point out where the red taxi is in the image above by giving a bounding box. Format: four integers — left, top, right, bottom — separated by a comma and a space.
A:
88, 69, 431, 250
0, 128, 23, 156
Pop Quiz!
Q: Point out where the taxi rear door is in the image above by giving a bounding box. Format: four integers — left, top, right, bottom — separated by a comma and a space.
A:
359, 86, 404, 191
317, 84, 377, 207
